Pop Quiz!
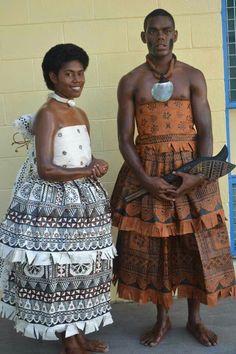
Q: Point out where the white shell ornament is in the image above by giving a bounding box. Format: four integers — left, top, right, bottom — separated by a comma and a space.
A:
48, 92, 76, 107
151, 80, 174, 102
67, 99, 76, 107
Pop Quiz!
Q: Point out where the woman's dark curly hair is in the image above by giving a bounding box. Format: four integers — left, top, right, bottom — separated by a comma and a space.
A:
42, 43, 89, 90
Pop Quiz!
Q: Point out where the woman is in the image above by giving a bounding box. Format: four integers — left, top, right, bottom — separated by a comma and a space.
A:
0, 43, 115, 354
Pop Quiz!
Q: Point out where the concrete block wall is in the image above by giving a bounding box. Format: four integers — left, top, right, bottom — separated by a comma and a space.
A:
0, 1, 226, 221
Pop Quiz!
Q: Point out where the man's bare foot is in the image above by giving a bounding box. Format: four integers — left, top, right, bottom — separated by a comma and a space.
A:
140, 317, 171, 347
76, 333, 109, 353
186, 321, 218, 346
60, 334, 89, 354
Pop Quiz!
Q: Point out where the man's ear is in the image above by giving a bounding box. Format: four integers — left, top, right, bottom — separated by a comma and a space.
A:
141, 31, 146, 44
49, 72, 58, 85
173, 30, 178, 43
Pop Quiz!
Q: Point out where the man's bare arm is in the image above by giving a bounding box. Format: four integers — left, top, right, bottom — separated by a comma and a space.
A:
117, 75, 146, 182
191, 69, 213, 157
173, 69, 212, 196
117, 74, 176, 200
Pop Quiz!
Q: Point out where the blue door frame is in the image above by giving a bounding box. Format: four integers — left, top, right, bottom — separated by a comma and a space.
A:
221, 0, 236, 255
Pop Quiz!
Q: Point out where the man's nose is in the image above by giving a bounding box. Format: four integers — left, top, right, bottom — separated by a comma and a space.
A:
156, 30, 165, 40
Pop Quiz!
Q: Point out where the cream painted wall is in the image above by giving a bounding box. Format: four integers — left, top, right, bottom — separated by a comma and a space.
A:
0, 0, 227, 284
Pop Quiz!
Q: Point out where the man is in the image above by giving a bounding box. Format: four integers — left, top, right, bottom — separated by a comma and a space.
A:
111, 9, 235, 347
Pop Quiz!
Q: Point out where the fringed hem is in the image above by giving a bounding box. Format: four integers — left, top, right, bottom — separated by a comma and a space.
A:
0, 259, 12, 291
116, 283, 236, 310
117, 284, 173, 309
0, 243, 117, 266
112, 209, 226, 237
177, 284, 236, 307
0, 302, 113, 340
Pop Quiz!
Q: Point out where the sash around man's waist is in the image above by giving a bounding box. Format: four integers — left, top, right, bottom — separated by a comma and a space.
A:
135, 134, 197, 144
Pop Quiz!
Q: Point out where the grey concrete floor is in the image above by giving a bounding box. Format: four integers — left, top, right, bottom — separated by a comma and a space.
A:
0, 299, 235, 354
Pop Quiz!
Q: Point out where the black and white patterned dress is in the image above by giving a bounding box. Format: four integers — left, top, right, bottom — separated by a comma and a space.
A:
0, 115, 116, 340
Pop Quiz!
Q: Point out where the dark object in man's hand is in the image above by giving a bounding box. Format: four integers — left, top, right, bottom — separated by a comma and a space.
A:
124, 145, 235, 203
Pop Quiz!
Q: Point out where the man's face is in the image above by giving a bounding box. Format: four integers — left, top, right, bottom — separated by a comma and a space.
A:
141, 16, 177, 57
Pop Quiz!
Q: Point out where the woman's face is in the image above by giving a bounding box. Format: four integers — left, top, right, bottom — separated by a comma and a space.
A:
50, 60, 85, 99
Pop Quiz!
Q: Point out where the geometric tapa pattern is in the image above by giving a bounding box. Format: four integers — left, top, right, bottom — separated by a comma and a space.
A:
0, 115, 116, 340
0, 254, 113, 340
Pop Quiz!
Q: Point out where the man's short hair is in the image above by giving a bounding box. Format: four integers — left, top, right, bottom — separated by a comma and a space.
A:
144, 9, 175, 31
42, 43, 89, 90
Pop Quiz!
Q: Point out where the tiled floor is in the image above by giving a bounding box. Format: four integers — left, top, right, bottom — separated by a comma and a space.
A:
0, 299, 235, 354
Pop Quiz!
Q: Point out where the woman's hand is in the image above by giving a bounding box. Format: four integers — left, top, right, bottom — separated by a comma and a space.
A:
90, 158, 109, 179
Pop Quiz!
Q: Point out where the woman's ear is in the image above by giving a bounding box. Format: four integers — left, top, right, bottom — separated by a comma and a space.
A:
49, 72, 58, 85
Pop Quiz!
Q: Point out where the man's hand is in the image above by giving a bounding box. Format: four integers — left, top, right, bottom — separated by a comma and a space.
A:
144, 176, 177, 201
172, 171, 206, 197
90, 158, 109, 179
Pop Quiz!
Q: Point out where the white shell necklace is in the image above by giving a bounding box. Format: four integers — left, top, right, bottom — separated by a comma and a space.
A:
48, 92, 76, 107
146, 54, 176, 102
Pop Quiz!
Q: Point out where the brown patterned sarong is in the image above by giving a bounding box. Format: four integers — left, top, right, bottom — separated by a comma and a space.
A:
111, 100, 236, 308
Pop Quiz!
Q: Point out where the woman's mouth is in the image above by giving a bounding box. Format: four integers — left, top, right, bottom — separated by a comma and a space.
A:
71, 86, 81, 92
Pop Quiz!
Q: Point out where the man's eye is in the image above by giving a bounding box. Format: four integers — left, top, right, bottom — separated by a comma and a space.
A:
148, 29, 155, 34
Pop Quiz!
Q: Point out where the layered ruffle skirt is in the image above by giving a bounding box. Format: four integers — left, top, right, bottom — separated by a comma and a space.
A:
112, 143, 236, 309
0, 163, 116, 340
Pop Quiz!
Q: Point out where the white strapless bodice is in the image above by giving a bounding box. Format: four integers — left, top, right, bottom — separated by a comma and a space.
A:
53, 125, 92, 168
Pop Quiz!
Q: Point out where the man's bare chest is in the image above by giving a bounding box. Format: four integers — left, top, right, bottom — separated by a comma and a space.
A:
134, 73, 190, 105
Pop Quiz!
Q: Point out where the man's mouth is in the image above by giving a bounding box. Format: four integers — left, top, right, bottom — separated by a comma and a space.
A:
156, 44, 167, 49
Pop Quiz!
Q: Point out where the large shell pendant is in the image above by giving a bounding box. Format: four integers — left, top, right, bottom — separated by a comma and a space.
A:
151, 81, 174, 102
